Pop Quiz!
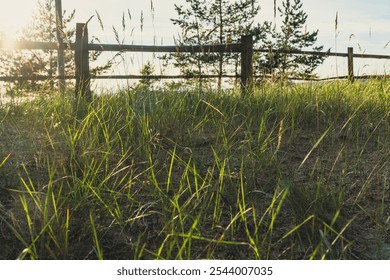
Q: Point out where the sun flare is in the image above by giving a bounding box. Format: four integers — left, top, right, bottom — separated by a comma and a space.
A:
0, 0, 36, 40
0, 35, 20, 49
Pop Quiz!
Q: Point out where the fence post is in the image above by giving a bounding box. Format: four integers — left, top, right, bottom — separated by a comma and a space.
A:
241, 35, 253, 97
347, 47, 354, 82
55, 0, 65, 94
75, 23, 91, 100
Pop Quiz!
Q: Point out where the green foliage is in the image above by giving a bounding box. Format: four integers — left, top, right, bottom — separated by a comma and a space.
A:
256, 0, 325, 78
167, 0, 262, 90
0, 0, 111, 94
1, 0, 75, 92
168, 0, 324, 85
138, 61, 158, 89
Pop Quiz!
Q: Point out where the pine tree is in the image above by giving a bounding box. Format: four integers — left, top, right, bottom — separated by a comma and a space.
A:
258, 0, 324, 79
1, 0, 110, 93
169, 0, 261, 90
138, 61, 157, 89
1, 0, 75, 92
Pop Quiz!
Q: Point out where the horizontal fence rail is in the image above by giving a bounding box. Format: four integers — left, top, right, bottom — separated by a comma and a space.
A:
254, 48, 390, 60
3, 39, 390, 59
0, 75, 242, 82
1, 22, 390, 97
89, 43, 243, 53
0, 40, 243, 53
4, 74, 390, 83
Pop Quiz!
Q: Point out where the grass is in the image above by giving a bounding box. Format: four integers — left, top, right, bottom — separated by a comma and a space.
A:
0, 80, 389, 259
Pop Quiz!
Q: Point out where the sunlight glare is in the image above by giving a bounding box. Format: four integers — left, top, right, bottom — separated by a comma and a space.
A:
0, 34, 20, 49
0, 0, 36, 39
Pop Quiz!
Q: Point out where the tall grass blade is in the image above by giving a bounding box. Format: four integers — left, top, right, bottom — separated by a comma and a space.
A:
299, 127, 331, 169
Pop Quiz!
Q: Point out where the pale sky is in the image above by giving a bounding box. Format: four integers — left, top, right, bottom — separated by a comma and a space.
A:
1, 0, 390, 78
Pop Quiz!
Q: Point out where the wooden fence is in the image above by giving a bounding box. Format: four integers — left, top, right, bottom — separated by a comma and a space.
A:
1, 22, 390, 97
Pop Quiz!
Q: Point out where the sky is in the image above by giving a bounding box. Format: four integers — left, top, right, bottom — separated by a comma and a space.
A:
1, 0, 390, 80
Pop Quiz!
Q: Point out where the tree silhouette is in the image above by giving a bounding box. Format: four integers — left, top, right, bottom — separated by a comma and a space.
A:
258, 0, 325, 79
168, 0, 261, 90
1, 0, 111, 94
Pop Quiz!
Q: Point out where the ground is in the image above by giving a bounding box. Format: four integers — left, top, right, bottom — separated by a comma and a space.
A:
0, 83, 389, 259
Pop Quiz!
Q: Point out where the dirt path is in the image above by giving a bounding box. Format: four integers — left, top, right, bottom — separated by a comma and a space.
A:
0, 104, 47, 205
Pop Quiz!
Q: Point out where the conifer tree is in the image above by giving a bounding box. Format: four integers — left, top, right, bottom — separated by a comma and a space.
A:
1, 0, 110, 93
1, 0, 75, 92
258, 0, 324, 78
169, 0, 261, 90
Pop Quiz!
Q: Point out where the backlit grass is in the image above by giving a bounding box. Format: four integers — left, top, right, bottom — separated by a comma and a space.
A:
0, 80, 389, 259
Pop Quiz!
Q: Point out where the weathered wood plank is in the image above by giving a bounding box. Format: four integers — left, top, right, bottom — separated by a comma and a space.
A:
254, 48, 390, 60
87, 43, 242, 53
1, 40, 389, 60
241, 35, 253, 96
0, 40, 73, 50
348, 47, 354, 82
55, 0, 66, 93
74, 23, 91, 99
